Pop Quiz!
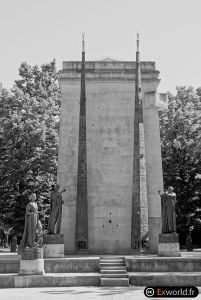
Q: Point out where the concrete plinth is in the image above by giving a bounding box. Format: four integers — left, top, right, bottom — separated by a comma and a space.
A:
158, 233, 180, 257
19, 259, 44, 275
43, 234, 64, 258
19, 247, 44, 275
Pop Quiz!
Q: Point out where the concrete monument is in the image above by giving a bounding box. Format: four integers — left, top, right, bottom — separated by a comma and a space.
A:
57, 36, 166, 254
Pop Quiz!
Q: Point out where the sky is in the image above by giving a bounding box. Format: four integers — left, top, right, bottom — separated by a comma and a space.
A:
0, 0, 201, 94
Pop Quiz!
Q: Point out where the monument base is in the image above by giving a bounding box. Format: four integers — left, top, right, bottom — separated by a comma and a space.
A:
19, 247, 44, 275
158, 232, 181, 257
43, 234, 64, 258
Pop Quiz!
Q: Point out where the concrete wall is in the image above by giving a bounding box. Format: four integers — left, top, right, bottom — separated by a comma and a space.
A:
58, 61, 162, 254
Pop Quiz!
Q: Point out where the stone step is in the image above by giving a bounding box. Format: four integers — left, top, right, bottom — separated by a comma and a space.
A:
100, 262, 125, 267
100, 269, 127, 274
101, 259, 124, 263
1, 271, 201, 288
100, 265, 127, 270
0, 273, 100, 288
101, 256, 124, 259
101, 278, 129, 286
101, 273, 129, 278
129, 272, 201, 286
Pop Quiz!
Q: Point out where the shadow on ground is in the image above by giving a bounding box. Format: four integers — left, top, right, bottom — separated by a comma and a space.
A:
39, 286, 143, 296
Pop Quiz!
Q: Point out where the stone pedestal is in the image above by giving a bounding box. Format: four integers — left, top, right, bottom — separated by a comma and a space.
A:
19, 247, 44, 275
43, 234, 64, 258
158, 232, 180, 257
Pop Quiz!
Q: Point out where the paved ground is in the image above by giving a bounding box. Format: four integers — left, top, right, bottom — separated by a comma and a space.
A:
0, 287, 142, 300
0, 287, 200, 300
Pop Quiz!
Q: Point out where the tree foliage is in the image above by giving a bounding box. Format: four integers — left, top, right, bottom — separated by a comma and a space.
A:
0, 60, 60, 233
159, 86, 201, 244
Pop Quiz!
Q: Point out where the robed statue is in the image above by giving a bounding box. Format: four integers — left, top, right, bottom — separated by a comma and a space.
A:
20, 193, 42, 249
47, 184, 66, 234
158, 186, 176, 233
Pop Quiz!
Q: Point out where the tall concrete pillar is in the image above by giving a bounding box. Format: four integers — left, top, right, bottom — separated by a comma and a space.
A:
75, 36, 88, 251
131, 34, 148, 251
144, 91, 163, 253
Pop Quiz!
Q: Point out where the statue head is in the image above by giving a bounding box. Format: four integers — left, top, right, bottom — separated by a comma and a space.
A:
29, 193, 36, 202
167, 186, 174, 193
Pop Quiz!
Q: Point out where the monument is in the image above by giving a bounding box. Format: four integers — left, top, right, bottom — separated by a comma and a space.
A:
57, 35, 166, 254
2, 37, 196, 289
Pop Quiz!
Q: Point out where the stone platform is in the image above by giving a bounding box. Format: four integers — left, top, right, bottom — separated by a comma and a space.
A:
129, 272, 201, 286
126, 252, 201, 286
0, 256, 100, 274
0, 253, 201, 288
125, 254, 201, 272
0, 273, 100, 288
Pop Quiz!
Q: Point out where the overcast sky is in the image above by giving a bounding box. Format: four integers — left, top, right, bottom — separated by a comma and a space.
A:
0, 0, 200, 93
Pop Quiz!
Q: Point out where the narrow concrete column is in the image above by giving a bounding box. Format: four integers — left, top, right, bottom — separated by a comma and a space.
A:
144, 91, 163, 253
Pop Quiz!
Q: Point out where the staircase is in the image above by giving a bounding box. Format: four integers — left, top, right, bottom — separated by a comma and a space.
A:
100, 256, 129, 286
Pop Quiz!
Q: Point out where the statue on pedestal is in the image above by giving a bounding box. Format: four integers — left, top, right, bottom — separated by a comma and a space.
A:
158, 187, 180, 257
20, 193, 42, 249
158, 186, 176, 233
47, 184, 66, 234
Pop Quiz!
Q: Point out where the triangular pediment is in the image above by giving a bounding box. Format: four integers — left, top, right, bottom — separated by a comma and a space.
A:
100, 57, 119, 62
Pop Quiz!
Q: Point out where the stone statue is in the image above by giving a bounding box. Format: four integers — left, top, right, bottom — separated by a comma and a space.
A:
20, 193, 42, 249
158, 186, 176, 234
47, 184, 66, 234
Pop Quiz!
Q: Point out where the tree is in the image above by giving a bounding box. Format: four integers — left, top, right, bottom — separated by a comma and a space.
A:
159, 86, 201, 246
0, 60, 60, 234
